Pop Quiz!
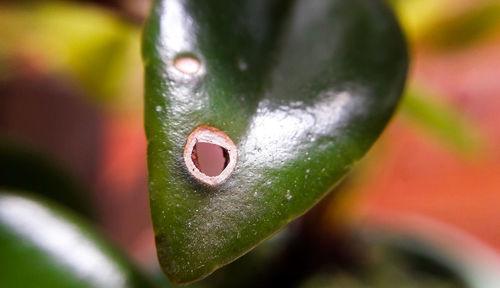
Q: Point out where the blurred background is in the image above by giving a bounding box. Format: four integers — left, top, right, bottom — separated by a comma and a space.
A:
1, 0, 500, 286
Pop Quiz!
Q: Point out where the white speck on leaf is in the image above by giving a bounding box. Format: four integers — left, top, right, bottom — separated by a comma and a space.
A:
238, 58, 248, 71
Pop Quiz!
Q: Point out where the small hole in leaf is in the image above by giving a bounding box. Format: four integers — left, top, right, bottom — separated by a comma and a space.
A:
191, 142, 229, 177
184, 126, 237, 185
174, 55, 200, 74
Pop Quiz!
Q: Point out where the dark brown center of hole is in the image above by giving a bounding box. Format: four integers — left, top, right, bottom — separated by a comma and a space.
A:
191, 142, 230, 177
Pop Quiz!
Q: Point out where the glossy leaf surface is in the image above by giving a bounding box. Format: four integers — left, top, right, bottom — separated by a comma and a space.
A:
143, 0, 408, 283
0, 191, 155, 288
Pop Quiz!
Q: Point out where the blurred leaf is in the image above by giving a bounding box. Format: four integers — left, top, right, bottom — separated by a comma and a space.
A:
387, 0, 449, 43
300, 273, 365, 288
0, 1, 143, 110
0, 140, 94, 219
359, 218, 500, 288
389, 0, 500, 49
400, 86, 483, 155
299, 232, 471, 288
0, 191, 157, 288
422, 2, 500, 50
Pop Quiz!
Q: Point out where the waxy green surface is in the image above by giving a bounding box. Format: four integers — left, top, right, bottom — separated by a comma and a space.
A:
0, 192, 155, 288
143, 0, 408, 283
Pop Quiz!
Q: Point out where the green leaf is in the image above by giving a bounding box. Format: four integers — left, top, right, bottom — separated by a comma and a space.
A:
356, 223, 500, 288
299, 238, 469, 288
299, 223, 500, 288
153, 228, 292, 288
0, 191, 156, 288
388, 0, 500, 49
400, 86, 483, 155
143, 0, 408, 283
421, 2, 500, 50
0, 1, 142, 110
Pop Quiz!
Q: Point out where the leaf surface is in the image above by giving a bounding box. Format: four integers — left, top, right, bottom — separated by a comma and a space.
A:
143, 0, 408, 283
0, 192, 155, 288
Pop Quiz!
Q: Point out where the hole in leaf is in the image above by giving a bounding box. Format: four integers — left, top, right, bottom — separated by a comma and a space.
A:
184, 126, 237, 185
191, 142, 229, 177
174, 55, 201, 74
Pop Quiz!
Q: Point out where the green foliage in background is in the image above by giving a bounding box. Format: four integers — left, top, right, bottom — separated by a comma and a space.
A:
0, 191, 156, 288
401, 87, 483, 155
0, 1, 142, 109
